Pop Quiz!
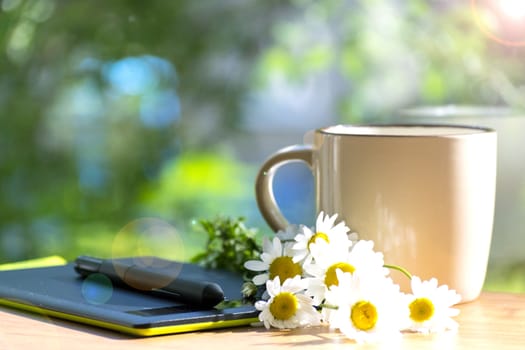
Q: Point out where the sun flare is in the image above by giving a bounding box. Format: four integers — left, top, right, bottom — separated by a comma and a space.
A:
498, 0, 525, 20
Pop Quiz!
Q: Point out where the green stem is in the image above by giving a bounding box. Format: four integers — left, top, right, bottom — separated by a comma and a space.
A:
384, 264, 412, 280
317, 303, 339, 310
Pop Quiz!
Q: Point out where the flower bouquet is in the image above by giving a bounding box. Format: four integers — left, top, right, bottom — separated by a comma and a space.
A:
243, 212, 461, 344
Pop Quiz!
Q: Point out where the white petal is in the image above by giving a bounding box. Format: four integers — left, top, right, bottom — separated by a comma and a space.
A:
301, 226, 315, 238
332, 221, 350, 234
316, 211, 326, 229
303, 263, 324, 278
253, 273, 269, 285
282, 276, 306, 294
262, 237, 273, 253
271, 237, 282, 256
295, 293, 313, 304
244, 260, 268, 271
282, 241, 296, 255
410, 276, 423, 295
292, 251, 308, 263
255, 300, 267, 311
292, 239, 308, 250
447, 307, 460, 317
260, 252, 274, 264
326, 213, 338, 228
266, 276, 282, 296
428, 278, 439, 289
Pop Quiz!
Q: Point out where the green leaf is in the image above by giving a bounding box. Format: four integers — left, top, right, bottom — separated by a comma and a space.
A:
190, 216, 261, 274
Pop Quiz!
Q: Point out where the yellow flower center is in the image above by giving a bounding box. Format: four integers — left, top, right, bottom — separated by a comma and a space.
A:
308, 232, 330, 249
351, 300, 378, 331
269, 292, 298, 320
269, 256, 303, 282
324, 262, 355, 287
409, 297, 435, 322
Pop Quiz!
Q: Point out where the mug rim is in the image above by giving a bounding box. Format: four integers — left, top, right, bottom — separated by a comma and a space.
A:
318, 123, 496, 137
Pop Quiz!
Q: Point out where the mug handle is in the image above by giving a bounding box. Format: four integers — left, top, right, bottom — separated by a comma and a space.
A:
255, 144, 313, 232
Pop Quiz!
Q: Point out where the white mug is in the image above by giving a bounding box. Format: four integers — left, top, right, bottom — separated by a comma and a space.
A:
255, 124, 497, 302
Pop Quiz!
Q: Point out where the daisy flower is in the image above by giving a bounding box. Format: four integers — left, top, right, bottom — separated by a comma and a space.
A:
255, 276, 321, 329
244, 236, 303, 286
292, 212, 356, 263
404, 276, 461, 333
303, 240, 389, 305
324, 270, 405, 344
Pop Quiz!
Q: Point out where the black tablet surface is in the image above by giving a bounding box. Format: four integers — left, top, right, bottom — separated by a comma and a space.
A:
0, 259, 258, 336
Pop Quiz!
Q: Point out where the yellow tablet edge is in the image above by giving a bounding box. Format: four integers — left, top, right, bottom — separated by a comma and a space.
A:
0, 298, 259, 336
0, 255, 67, 271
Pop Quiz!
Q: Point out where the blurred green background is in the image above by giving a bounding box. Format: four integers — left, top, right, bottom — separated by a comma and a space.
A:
1, 0, 524, 291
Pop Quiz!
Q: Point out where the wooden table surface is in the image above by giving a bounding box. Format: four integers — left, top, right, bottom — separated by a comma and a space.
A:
1, 292, 524, 350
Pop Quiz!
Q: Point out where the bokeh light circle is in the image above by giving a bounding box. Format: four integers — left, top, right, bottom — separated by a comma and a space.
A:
111, 217, 186, 290
81, 273, 114, 305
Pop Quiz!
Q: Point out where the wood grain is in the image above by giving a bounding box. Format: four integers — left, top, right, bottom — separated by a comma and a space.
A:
0, 292, 524, 350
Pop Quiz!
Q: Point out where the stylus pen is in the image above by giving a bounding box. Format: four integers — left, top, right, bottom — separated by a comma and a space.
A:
74, 256, 225, 307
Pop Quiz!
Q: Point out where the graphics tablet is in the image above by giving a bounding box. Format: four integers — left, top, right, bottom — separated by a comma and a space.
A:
0, 259, 258, 336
